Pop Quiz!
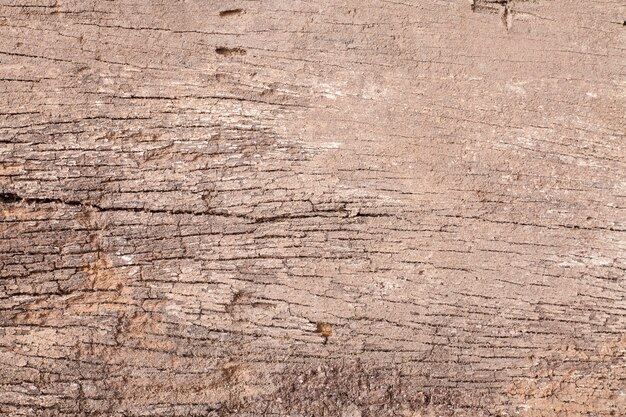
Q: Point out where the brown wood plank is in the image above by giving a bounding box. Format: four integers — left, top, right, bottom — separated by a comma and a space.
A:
1, 1, 625, 416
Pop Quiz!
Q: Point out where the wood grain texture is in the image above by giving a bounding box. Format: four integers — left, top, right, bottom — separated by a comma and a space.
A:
1, 1, 625, 416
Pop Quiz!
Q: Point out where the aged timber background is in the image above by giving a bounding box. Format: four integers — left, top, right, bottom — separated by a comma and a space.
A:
1, 1, 625, 416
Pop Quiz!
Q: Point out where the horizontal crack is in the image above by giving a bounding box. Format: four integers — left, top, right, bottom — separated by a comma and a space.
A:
0, 192, 391, 222
0, 191, 259, 220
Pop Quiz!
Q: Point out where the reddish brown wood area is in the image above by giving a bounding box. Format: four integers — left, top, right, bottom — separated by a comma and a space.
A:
1, 1, 625, 416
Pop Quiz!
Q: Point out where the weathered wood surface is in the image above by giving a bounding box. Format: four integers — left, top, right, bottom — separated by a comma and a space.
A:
1, 1, 625, 416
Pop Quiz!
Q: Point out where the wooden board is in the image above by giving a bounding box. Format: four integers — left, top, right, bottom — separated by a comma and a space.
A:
1, 1, 625, 416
